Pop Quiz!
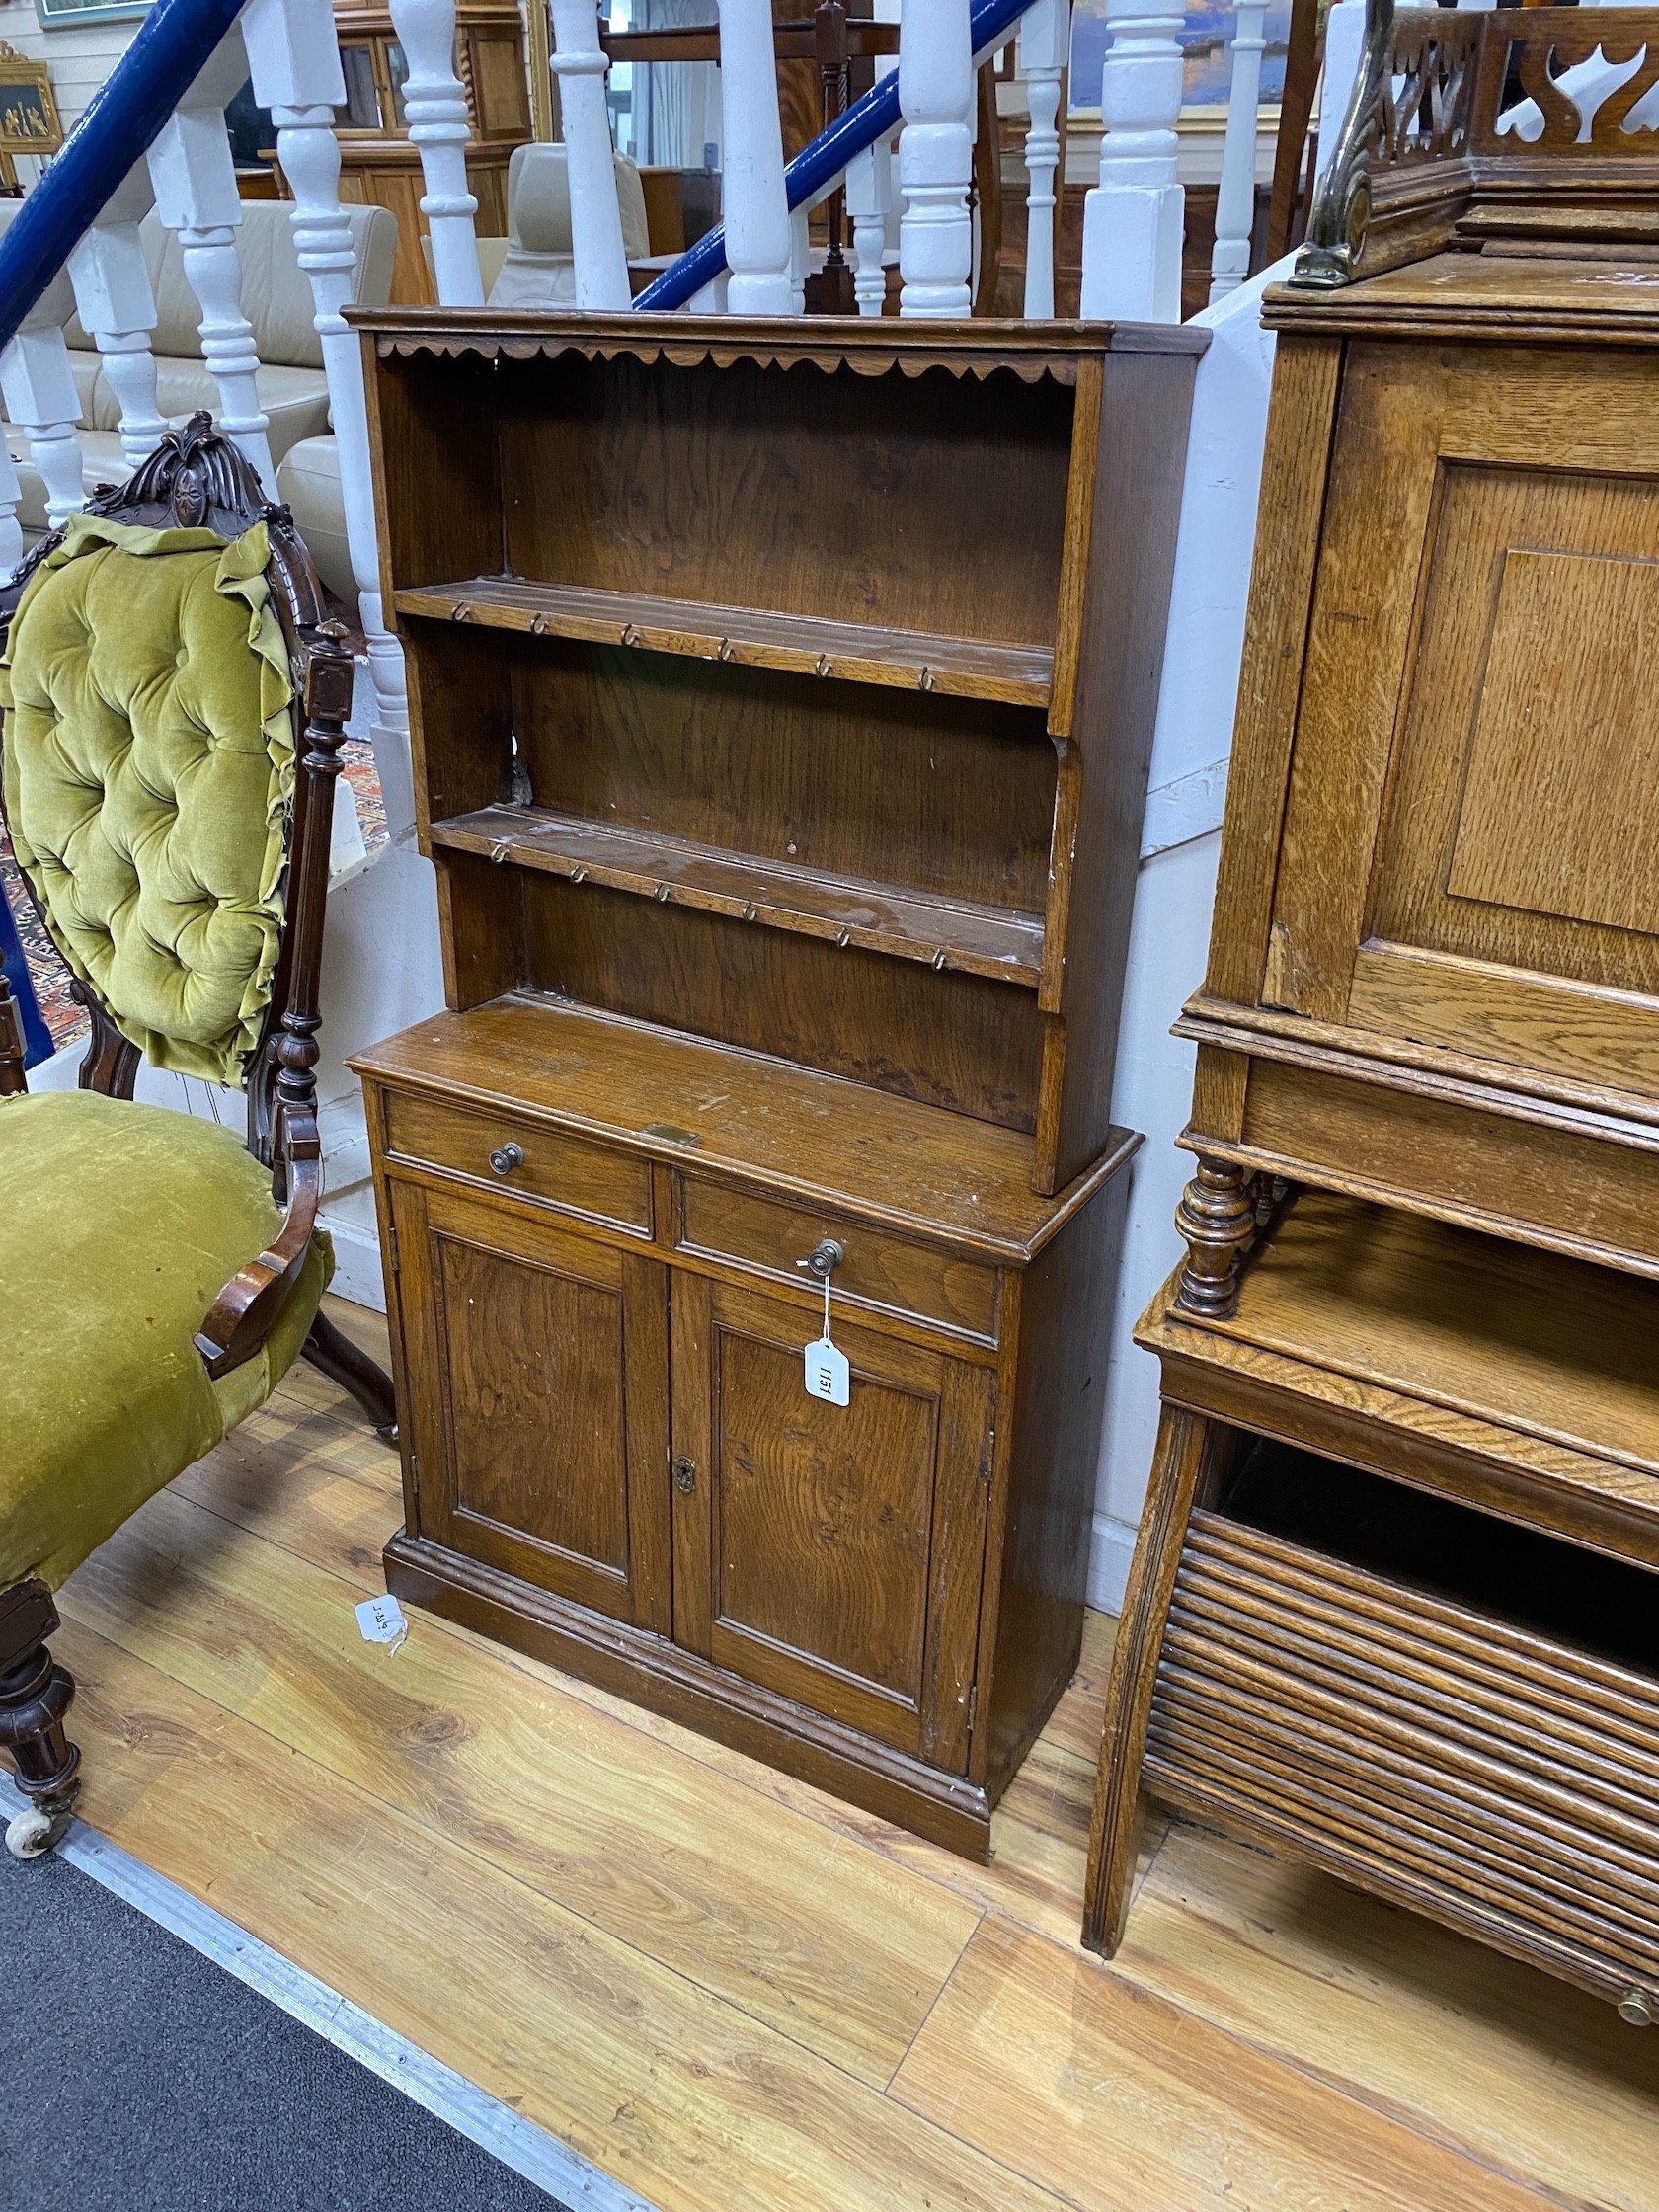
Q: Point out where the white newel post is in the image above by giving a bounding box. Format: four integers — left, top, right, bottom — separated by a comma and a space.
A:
898, 0, 975, 317
846, 141, 894, 315
719, 0, 794, 315
65, 166, 169, 470
1019, 0, 1069, 317
388, 0, 486, 305
549, 0, 632, 309
1080, 0, 1184, 321
243, 0, 410, 773
1209, 0, 1266, 303
0, 272, 85, 529
148, 29, 276, 483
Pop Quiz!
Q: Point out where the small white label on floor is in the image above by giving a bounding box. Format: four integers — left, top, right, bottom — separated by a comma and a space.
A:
356, 1594, 408, 1653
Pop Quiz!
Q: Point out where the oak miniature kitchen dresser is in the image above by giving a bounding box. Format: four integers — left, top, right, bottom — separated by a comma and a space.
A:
348, 311, 1204, 1855
1085, 3, 1659, 2014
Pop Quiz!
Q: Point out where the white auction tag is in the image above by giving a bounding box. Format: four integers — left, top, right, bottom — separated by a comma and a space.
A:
804, 1334, 850, 1407
356, 1594, 408, 1653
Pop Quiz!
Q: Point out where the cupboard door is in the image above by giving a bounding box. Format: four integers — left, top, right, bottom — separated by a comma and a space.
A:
390, 1179, 671, 1631
1264, 342, 1659, 1101
670, 1275, 991, 1768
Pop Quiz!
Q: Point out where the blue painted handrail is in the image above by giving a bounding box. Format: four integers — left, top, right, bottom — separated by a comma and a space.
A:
0, 0, 250, 356
634, 0, 1039, 313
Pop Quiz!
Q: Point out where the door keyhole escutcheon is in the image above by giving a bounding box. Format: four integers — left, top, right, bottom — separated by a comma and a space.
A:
673, 1455, 696, 1494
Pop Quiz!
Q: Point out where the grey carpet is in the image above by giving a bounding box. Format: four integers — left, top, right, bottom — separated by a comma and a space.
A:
0, 1846, 572, 2212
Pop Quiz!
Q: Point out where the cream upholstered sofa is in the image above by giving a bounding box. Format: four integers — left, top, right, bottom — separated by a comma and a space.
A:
481, 143, 651, 308
2, 201, 395, 602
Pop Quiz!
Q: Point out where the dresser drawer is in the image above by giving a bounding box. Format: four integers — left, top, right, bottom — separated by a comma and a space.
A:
675, 1174, 999, 1343
378, 1088, 653, 1234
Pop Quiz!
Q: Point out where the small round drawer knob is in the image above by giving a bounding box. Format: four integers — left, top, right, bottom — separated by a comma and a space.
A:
1618, 1988, 1654, 2027
489, 1143, 525, 1178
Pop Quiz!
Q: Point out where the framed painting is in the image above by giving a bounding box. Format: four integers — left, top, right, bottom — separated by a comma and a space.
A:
1068, 0, 1294, 116
0, 43, 62, 153
34, 0, 151, 29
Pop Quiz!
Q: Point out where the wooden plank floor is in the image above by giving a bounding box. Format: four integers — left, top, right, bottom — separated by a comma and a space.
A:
45, 1298, 1659, 2212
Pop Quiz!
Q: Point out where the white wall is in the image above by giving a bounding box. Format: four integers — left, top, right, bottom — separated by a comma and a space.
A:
1083, 258, 1282, 1612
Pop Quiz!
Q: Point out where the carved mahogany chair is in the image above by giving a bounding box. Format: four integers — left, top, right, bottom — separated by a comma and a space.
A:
0, 415, 395, 1861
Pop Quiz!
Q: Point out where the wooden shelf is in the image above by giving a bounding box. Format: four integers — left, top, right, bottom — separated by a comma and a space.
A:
394, 578, 1055, 709
430, 803, 1046, 987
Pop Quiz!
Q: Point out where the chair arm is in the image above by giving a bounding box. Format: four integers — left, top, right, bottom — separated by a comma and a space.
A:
193, 1102, 322, 1380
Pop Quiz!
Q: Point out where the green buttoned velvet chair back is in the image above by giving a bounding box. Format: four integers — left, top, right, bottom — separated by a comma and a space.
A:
0, 510, 296, 1087
0, 419, 374, 1630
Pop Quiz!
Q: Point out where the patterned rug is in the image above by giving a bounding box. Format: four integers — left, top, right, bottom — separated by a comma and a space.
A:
1, 741, 388, 1057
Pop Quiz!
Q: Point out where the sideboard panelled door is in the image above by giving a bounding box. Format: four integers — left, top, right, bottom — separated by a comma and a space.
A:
1261, 341, 1659, 1103
669, 1274, 992, 1770
389, 1181, 672, 1631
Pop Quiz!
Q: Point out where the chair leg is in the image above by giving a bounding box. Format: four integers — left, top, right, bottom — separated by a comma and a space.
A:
0, 1580, 80, 1862
302, 1310, 399, 1443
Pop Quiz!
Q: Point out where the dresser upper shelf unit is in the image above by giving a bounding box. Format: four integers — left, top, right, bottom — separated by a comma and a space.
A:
355, 309, 1204, 1195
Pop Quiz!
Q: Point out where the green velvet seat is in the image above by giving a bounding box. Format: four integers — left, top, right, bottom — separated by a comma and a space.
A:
0, 1089, 330, 1594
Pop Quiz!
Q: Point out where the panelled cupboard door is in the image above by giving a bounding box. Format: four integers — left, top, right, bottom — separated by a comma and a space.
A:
1264, 341, 1659, 1103
388, 1179, 672, 1632
669, 1275, 992, 1770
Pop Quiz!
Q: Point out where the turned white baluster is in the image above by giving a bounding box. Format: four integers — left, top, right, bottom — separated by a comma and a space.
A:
898, 0, 975, 317
389, 0, 485, 305
1208, 0, 1266, 302
790, 203, 810, 314
0, 273, 85, 529
846, 140, 895, 316
66, 165, 169, 470
148, 29, 275, 483
0, 439, 24, 579
1080, 0, 1184, 321
243, 0, 410, 772
548, 0, 631, 310
1018, 0, 1069, 317
719, 0, 794, 315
